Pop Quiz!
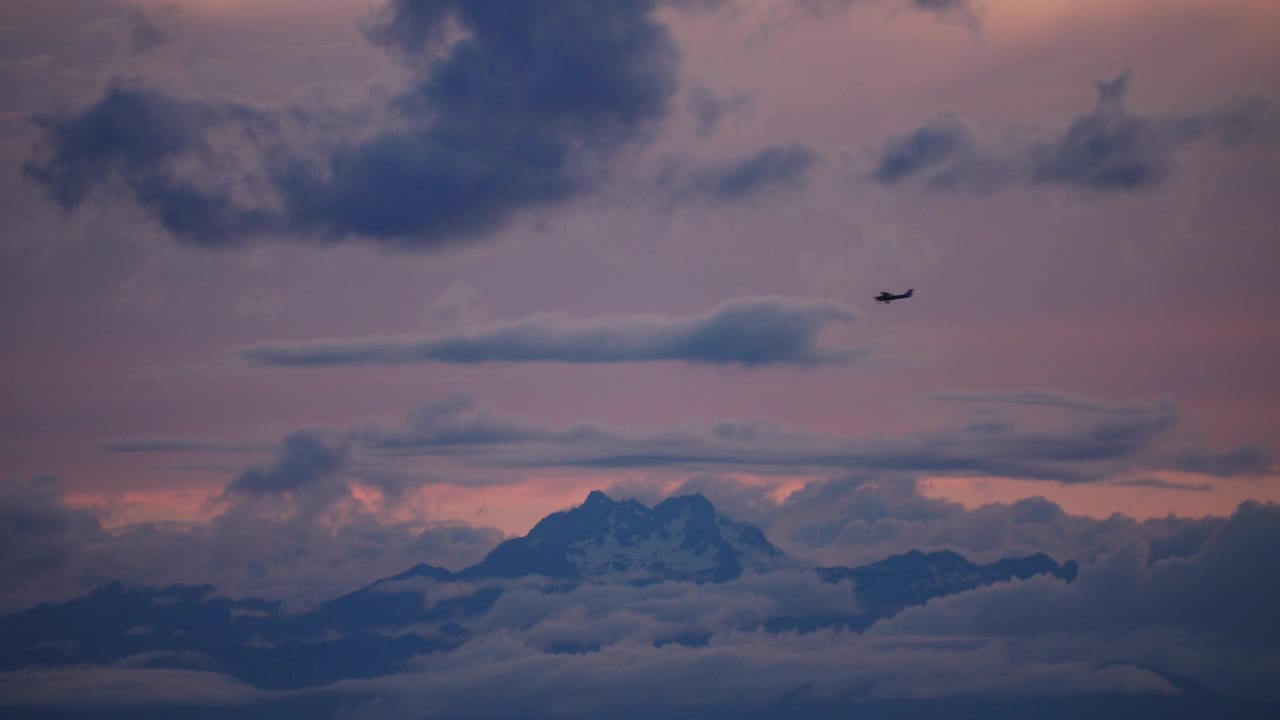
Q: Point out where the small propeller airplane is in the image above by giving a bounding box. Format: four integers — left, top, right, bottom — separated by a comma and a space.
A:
875, 289, 914, 304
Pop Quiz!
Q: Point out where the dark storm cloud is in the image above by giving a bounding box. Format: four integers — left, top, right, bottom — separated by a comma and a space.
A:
24, 1, 680, 247
241, 296, 858, 367
873, 72, 1280, 192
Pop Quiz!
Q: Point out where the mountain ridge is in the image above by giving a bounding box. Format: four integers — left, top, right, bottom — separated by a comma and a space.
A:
0, 490, 1080, 691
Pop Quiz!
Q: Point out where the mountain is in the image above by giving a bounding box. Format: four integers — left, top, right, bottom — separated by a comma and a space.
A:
459, 490, 785, 583
0, 490, 1077, 693
0, 581, 459, 689
763, 549, 1079, 633
818, 549, 1078, 615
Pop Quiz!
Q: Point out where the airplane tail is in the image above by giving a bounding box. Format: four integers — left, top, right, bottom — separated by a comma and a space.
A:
905, 289, 914, 297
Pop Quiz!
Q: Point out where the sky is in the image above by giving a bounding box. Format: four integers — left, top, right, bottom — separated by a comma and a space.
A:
3, 0, 1280, 716
2, 0, 1280, 611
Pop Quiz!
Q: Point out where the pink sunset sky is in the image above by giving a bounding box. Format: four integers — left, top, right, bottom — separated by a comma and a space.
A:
2, 0, 1279, 605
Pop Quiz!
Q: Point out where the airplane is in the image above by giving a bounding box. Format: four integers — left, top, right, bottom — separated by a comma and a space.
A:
875, 289, 914, 304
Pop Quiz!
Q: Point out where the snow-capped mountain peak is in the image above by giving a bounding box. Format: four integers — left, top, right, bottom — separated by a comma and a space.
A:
459, 491, 784, 583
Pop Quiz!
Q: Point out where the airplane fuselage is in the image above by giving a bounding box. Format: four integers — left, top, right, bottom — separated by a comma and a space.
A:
875, 289, 914, 304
